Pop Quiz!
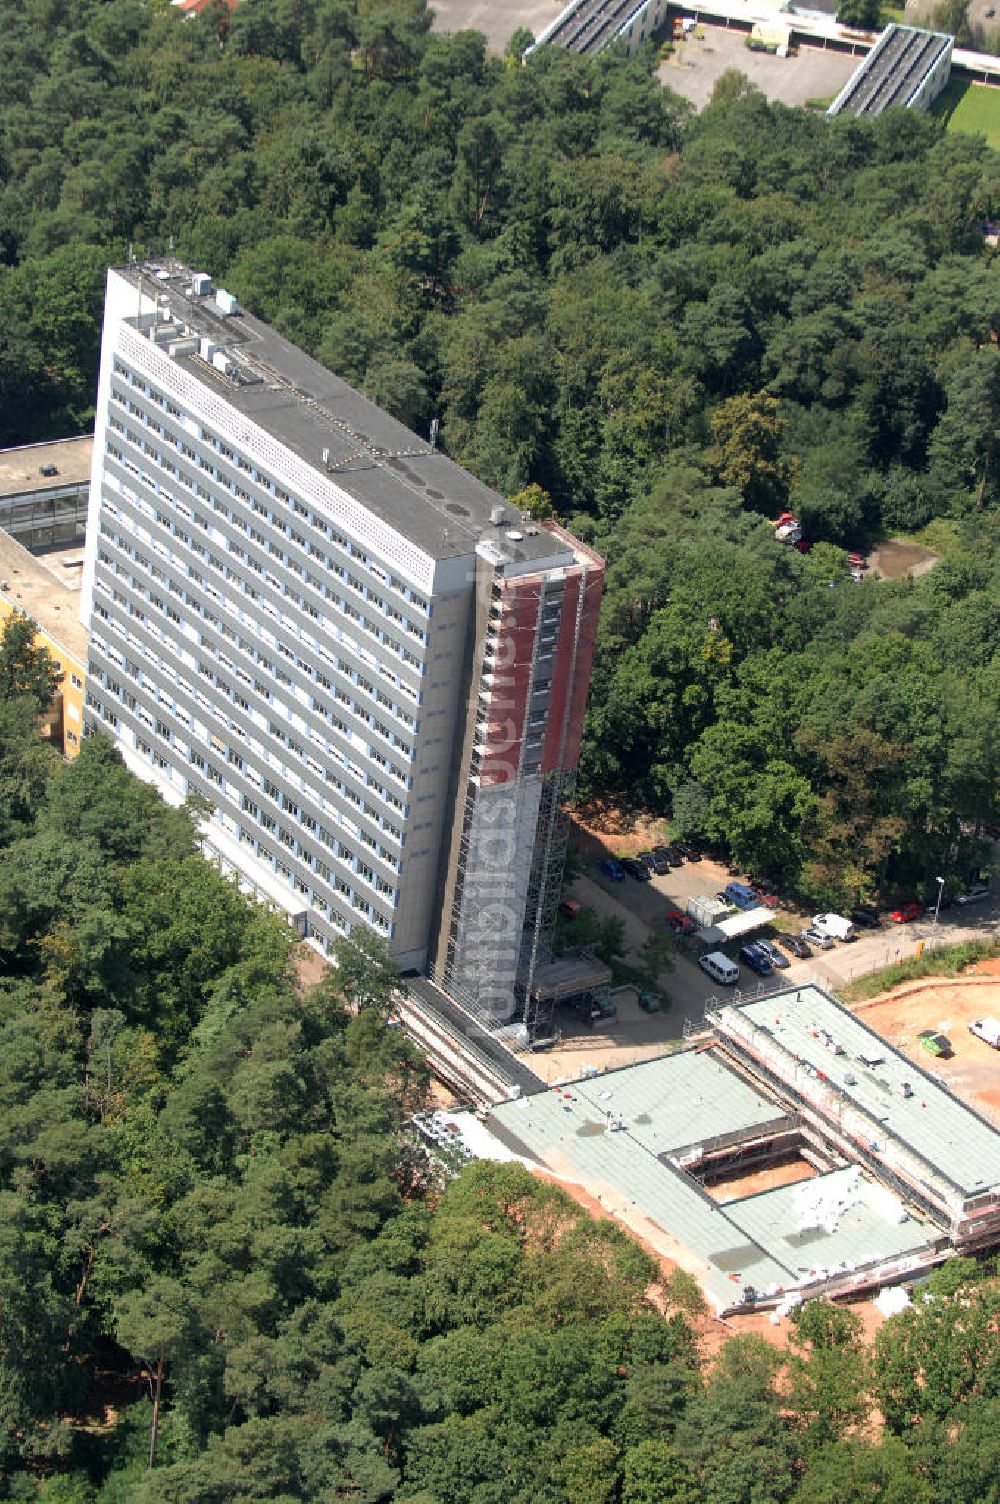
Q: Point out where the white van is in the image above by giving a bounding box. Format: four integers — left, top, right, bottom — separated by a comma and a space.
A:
812, 913, 856, 942
699, 951, 739, 985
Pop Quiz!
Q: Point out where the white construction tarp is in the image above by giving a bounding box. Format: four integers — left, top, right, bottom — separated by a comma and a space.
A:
716, 906, 774, 939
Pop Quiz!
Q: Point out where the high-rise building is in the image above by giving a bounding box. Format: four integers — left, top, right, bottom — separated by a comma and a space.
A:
81, 261, 602, 1022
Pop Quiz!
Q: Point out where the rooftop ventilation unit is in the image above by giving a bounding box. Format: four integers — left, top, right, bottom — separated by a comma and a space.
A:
199, 337, 217, 364
505, 530, 524, 542
215, 288, 238, 316
489, 504, 505, 525
192, 272, 212, 296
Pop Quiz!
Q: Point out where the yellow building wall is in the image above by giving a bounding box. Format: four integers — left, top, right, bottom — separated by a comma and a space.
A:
0, 596, 85, 759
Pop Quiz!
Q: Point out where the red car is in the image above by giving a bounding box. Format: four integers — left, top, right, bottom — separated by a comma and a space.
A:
665, 910, 696, 935
751, 887, 781, 909
891, 902, 923, 923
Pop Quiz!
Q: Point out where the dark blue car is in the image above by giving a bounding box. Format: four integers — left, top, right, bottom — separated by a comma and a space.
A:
739, 942, 773, 976
599, 858, 625, 881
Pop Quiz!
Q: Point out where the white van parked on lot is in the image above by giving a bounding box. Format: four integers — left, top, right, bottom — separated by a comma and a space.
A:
811, 913, 856, 942
698, 951, 740, 985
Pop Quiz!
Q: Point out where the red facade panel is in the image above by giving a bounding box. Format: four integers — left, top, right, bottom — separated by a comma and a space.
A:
476, 578, 539, 786
541, 570, 581, 775
561, 565, 604, 771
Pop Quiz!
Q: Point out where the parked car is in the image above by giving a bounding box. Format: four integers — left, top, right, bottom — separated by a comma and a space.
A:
637, 849, 661, 874
699, 951, 739, 985
558, 899, 581, 919
918, 1029, 952, 1058
751, 888, 781, 910
850, 907, 881, 929
802, 926, 834, 950
598, 858, 625, 881
673, 841, 701, 862
652, 844, 678, 868
957, 883, 991, 906
756, 938, 789, 969
739, 942, 773, 976
714, 891, 737, 908
724, 881, 761, 912
645, 848, 672, 875
891, 901, 923, 923
969, 1018, 1000, 1049
776, 932, 811, 959
665, 910, 697, 936
621, 857, 651, 881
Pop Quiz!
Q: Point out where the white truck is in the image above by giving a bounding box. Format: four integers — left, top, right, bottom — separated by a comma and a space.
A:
969, 1018, 1000, 1049
811, 912, 856, 942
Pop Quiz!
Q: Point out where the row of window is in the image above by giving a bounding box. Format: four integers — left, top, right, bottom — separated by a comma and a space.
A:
101, 472, 422, 728
90, 619, 407, 850
87, 689, 398, 928
94, 531, 413, 787
111, 361, 431, 619
103, 427, 426, 683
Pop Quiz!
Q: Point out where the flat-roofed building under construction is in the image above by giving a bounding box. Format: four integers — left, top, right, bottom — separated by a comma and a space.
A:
81, 261, 603, 1031
487, 985, 1000, 1314
828, 24, 953, 116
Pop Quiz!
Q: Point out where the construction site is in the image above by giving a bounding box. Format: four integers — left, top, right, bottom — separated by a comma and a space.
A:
467, 983, 1000, 1315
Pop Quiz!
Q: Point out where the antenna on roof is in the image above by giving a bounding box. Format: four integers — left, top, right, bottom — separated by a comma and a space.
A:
429, 417, 439, 450
322, 448, 331, 470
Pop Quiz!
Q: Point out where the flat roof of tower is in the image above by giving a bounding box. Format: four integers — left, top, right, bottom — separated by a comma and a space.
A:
114, 262, 579, 569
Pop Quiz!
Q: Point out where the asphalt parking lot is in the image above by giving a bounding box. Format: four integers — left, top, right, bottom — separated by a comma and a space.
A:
565, 855, 1000, 1043
658, 27, 859, 111
428, 0, 563, 51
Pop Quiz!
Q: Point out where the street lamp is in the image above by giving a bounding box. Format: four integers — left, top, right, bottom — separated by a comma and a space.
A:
933, 875, 945, 925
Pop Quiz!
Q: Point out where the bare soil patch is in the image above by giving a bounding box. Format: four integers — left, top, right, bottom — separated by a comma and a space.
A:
870, 540, 939, 580
703, 1156, 817, 1204
850, 965, 1000, 1125
569, 801, 669, 857
292, 940, 330, 995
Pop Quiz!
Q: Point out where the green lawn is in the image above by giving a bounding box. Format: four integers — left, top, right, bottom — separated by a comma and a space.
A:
932, 78, 1000, 151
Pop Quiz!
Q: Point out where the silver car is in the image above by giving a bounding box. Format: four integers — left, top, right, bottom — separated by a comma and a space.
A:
802, 926, 834, 950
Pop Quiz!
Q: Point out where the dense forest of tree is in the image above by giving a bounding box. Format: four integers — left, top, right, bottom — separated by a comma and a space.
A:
0, 618, 997, 1500
3, 0, 1000, 903
0, 616, 992, 1497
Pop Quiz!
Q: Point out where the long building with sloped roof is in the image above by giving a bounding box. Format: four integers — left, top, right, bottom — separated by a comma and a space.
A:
828, 23, 953, 116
